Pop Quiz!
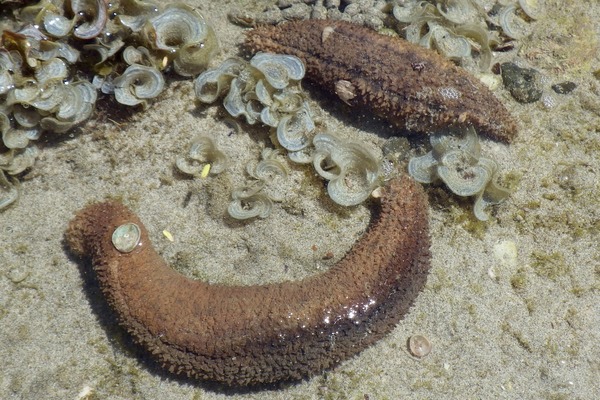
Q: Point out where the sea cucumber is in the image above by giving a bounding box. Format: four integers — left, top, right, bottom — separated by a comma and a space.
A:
245, 20, 518, 142
65, 175, 430, 386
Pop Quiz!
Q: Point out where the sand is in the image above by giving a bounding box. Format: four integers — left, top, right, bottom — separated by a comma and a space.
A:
1, 0, 599, 399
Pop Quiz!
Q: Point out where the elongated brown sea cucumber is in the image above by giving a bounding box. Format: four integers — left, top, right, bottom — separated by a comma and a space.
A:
245, 20, 518, 142
65, 175, 430, 386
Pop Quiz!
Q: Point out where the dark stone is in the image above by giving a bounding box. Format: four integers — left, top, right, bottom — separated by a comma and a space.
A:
551, 81, 577, 94
500, 62, 543, 103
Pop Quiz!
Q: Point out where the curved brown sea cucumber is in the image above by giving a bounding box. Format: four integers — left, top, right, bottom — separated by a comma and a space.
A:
245, 19, 518, 142
65, 175, 430, 386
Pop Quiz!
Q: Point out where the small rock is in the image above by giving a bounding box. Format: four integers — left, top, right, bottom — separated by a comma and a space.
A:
500, 62, 543, 103
277, 0, 299, 8
311, 5, 328, 19
344, 3, 360, 16
282, 3, 311, 20
551, 81, 577, 94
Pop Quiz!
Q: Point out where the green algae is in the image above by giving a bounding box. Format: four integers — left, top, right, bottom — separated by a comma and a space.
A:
427, 267, 453, 293
501, 322, 533, 353
510, 267, 528, 290
530, 251, 569, 280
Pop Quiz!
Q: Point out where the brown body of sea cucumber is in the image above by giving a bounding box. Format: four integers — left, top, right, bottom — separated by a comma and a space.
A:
245, 20, 518, 142
64, 175, 430, 386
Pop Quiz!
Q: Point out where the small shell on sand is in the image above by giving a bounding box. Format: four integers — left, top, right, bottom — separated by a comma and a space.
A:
408, 334, 432, 358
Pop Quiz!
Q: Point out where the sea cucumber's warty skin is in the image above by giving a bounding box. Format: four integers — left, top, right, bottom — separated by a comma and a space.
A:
64, 175, 431, 386
245, 20, 518, 143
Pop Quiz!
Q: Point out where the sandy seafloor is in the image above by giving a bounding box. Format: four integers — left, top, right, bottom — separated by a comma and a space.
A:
1, 0, 599, 399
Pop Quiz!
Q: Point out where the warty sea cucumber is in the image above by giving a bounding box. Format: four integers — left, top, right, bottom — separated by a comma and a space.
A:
65, 175, 430, 386
245, 19, 518, 142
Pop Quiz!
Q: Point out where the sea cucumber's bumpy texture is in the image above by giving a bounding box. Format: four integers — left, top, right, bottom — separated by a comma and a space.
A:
245, 20, 518, 142
64, 175, 430, 386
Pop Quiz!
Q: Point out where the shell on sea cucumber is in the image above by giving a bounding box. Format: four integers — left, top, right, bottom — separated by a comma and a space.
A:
111, 222, 141, 253
64, 176, 431, 386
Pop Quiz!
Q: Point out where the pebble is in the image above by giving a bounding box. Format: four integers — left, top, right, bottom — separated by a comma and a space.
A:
311, 5, 328, 19
551, 81, 577, 94
282, 3, 312, 20
500, 62, 543, 103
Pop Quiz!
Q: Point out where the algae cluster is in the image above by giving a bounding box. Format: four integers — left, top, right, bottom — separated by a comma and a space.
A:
0, 0, 219, 210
